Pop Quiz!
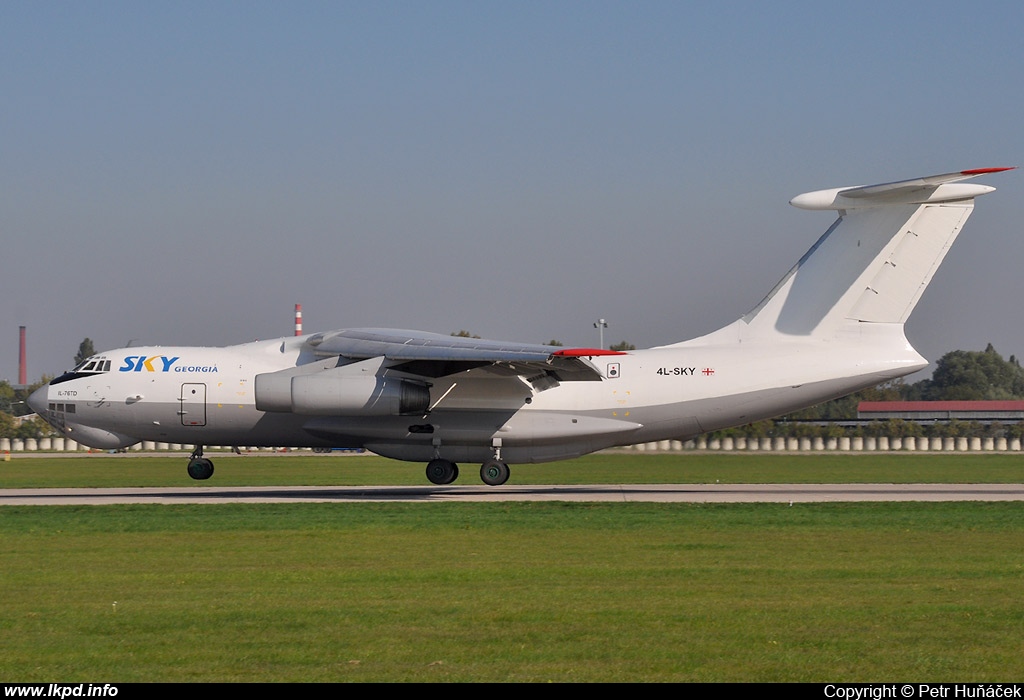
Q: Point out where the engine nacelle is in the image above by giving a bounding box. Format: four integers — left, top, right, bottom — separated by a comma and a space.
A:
255, 369, 430, 416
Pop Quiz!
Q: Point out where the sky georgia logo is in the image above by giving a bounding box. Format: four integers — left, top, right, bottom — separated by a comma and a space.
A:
119, 355, 180, 372
118, 356, 219, 373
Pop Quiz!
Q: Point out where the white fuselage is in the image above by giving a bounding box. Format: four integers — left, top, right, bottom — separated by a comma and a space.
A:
31, 321, 925, 464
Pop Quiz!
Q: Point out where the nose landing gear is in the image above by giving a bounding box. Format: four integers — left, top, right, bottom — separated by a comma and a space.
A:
187, 445, 214, 480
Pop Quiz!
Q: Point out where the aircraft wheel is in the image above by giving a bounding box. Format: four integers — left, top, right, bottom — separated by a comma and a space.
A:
187, 457, 215, 480
480, 459, 510, 486
426, 459, 458, 485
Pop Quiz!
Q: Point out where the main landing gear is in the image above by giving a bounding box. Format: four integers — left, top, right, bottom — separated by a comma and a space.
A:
187, 445, 214, 480
480, 459, 510, 486
480, 439, 510, 486
426, 458, 459, 485
424, 457, 511, 486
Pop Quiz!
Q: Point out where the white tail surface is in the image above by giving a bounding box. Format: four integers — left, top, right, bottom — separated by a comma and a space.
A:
678, 169, 1013, 348
743, 199, 975, 337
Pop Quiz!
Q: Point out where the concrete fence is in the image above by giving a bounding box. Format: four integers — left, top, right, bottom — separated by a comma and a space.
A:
626, 435, 1021, 452
3, 436, 1019, 454
0, 439, 313, 454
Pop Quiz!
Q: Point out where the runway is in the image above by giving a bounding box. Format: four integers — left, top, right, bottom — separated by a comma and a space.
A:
2, 483, 1024, 505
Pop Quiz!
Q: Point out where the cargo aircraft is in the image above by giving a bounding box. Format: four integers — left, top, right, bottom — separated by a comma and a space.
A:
29, 168, 1013, 485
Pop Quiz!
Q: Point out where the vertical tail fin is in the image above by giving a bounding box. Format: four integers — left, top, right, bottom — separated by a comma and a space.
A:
740, 168, 1011, 338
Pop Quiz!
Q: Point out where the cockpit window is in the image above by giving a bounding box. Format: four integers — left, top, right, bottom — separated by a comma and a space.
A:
78, 357, 109, 372
51, 357, 112, 385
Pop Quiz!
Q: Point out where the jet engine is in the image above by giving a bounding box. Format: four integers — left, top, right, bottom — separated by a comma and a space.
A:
255, 367, 430, 416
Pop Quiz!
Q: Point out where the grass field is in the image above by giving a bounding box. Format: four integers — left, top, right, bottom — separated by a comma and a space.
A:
2, 453, 1023, 682
3, 450, 1024, 487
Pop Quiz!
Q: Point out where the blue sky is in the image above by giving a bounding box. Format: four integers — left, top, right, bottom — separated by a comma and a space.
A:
2, 1, 1021, 380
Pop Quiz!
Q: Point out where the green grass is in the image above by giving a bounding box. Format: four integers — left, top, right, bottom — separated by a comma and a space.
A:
2, 502, 1024, 681
4, 453, 1024, 681
3, 451, 1024, 488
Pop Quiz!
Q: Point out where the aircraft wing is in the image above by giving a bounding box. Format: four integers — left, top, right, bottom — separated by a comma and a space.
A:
306, 328, 624, 381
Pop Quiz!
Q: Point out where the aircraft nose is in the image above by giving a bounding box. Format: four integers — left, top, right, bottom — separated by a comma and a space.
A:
27, 384, 49, 415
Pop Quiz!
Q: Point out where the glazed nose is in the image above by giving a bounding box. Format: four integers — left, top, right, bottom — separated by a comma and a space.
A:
27, 384, 49, 415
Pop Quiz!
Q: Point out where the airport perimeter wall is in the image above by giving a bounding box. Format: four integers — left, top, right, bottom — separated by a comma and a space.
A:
3, 436, 1023, 454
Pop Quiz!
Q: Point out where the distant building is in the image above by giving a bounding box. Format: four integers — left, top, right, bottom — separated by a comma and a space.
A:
857, 401, 1024, 423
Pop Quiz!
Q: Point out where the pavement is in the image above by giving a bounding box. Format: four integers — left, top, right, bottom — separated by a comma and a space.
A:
3, 482, 1024, 505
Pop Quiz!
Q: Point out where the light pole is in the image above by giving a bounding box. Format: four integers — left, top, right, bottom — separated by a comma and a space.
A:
593, 319, 608, 350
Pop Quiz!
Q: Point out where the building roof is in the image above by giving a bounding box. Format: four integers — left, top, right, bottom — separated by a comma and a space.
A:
857, 401, 1024, 423
859, 401, 1024, 412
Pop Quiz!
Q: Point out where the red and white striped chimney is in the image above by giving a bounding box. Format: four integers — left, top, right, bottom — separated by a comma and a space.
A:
294, 304, 303, 336
18, 326, 26, 385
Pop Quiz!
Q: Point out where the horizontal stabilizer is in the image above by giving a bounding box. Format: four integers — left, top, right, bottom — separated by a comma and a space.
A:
729, 167, 1014, 336
790, 167, 1013, 211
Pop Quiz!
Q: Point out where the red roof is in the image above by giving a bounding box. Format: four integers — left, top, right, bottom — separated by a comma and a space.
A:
858, 401, 1024, 412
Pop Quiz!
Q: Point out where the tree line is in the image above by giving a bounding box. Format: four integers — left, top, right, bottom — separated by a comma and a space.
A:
784, 343, 1024, 422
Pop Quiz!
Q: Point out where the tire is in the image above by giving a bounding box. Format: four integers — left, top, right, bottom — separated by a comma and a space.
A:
187, 457, 214, 480
480, 459, 510, 486
426, 459, 458, 485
